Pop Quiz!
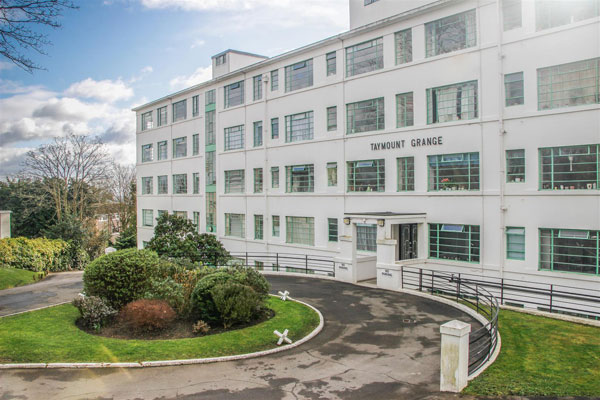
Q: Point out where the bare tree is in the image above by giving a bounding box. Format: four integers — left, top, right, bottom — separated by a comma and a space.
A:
103, 162, 136, 231
0, 0, 77, 73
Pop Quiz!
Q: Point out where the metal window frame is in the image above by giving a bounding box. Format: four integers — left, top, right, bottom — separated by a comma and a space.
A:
225, 213, 245, 238
157, 140, 167, 160
429, 223, 481, 263
504, 72, 524, 106
538, 144, 599, 190
141, 176, 153, 195
157, 106, 167, 127
346, 97, 385, 134
141, 111, 153, 131
426, 80, 479, 124
172, 137, 187, 158
425, 9, 477, 57
142, 209, 153, 227
347, 158, 385, 192
286, 216, 315, 246
396, 92, 414, 128
192, 134, 199, 155
224, 169, 245, 193
285, 111, 314, 143
397, 157, 415, 191
286, 164, 315, 193
192, 95, 199, 117
427, 152, 480, 191
193, 172, 200, 194
327, 106, 337, 131
141, 144, 153, 162
356, 224, 377, 252
254, 214, 264, 240
271, 70, 279, 91
285, 59, 313, 92
172, 173, 188, 194
224, 80, 245, 108
506, 226, 526, 260
253, 121, 263, 147
271, 166, 280, 188
506, 149, 526, 183
345, 37, 383, 77
272, 215, 280, 237
326, 51, 337, 76
327, 162, 338, 187
502, 0, 522, 31
254, 168, 263, 193
253, 75, 262, 101
394, 28, 413, 65
157, 175, 168, 194
539, 228, 599, 275
224, 125, 245, 151
328, 218, 338, 242
172, 99, 187, 122
271, 117, 279, 139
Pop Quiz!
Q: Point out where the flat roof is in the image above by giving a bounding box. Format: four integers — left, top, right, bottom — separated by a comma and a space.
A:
211, 49, 268, 59
344, 212, 427, 216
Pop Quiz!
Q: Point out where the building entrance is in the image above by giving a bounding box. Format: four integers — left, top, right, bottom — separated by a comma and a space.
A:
398, 224, 418, 261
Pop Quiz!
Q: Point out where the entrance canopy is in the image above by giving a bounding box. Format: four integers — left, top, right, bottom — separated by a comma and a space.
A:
343, 212, 426, 225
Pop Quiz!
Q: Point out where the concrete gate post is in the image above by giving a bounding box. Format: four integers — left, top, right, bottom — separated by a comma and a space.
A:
439, 320, 471, 392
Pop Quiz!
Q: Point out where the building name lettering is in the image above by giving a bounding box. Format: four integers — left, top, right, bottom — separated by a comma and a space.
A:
370, 136, 443, 151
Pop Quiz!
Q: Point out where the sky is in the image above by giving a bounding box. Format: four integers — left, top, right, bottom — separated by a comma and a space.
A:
0, 0, 349, 178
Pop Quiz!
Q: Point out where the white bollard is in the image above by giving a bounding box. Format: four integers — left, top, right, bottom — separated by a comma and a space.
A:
439, 320, 471, 393
273, 329, 292, 345
278, 290, 290, 301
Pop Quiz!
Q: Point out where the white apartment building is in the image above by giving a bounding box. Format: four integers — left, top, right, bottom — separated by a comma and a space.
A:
134, 0, 600, 293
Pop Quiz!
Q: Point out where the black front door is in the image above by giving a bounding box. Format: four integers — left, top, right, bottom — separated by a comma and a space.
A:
399, 224, 418, 260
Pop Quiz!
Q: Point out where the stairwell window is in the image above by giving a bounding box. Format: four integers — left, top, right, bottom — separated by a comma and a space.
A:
193, 173, 200, 194
224, 81, 244, 108
205, 151, 216, 186
347, 98, 384, 134
425, 9, 476, 57
345, 37, 383, 77
205, 110, 215, 146
285, 111, 314, 143
347, 159, 385, 192
427, 80, 478, 124
285, 59, 313, 92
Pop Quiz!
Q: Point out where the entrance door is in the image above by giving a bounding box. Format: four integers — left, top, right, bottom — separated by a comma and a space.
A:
398, 224, 418, 260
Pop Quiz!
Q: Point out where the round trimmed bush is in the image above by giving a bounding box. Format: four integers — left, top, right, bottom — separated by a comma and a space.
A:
211, 282, 262, 329
228, 266, 270, 300
190, 271, 236, 322
83, 249, 160, 309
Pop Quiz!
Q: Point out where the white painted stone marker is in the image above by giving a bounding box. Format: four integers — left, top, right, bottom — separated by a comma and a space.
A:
274, 329, 292, 346
439, 320, 471, 393
278, 290, 290, 301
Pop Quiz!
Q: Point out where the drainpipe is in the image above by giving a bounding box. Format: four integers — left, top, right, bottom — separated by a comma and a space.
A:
497, 0, 507, 277
263, 72, 270, 256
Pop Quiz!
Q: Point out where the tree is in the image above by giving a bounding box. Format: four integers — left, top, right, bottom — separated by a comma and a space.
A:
0, 0, 77, 73
0, 178, 55, 237
114, 222, 136, 250
104, 162, 136, 232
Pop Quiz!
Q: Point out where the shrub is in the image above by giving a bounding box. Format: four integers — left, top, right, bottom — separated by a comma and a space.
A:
83, 248, 160, 309
0, 237, 85, 272
192, 320, 210, 335
211, 282, 262, 329
190, 272, 236, 322
72, 295, 117, 331
118, 299, 176, 332
143, 277, 185, 316
228, 266, 270, 300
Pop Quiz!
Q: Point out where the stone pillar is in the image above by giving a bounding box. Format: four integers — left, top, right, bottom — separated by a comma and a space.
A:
439, 320, 471, 392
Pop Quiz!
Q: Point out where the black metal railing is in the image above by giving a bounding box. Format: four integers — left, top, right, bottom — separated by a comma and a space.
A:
229, 252, 336, 277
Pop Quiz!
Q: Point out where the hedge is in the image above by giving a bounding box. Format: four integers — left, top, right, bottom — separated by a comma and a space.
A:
0, 237, 88, 272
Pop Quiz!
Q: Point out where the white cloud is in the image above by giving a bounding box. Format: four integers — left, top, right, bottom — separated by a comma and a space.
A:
0, 147, 30, 179
190, 39, 206, 49
65, 78, 134, 103
169, 65, 212, 90
0, 61, 15, 71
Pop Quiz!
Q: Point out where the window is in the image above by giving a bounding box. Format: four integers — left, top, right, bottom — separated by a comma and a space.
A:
326, 52, 336, 76
345, 37, 383, 77
173, 174, 187, 194
272, 215, 280, 237
157, 106, 167, 127
192, 134, 199, 155
173, 137, 187, 158
193, 173, 200, 194
539, 144, 599, 190
536, 0, 599, 31
286, 216, 314, 246
174, 210, 187, 219
224, 125, 244, 150
285, 59, 313, 92
395, 29, 412, 64
158, 175, 168, 194
328, 218, 338, 242
396, 92, 414, 127
425, 9, 476, 57
540, 228, 599, 275
141, 111, 153, 131
158, 141, 167, 160
172, 99, 187, 122
271, 70, 279, 91
505, 72, 524, 106
205, 89, 216, 107
286, 164, 314, 192
506, 149, 525, 183
224, 170, 245, 193
192, 95, 199, 117
397, 157, 415, 191
271, 117, 279, 139
215, 54, 226, 65
428, 152, 480, 191
346, 97, 385, 134
327, 106, 337, 131
158, 210, 168, 218
427, 80, 478, 124
254, 215, 263, 240
205, 110, 215, 146
503, 0, 522, 31
365, 0, 379, 4
193, 212, 200, 230
206, 193, 216, 231
253, 121, 263, 147
285, 111, 314, 142
224, 81, 244, 108
357, 224, 377, 252
141, 144, 153, 162
271, 166, 280, 188
225, 213, 245, 238
327, 162, 337, 186
205, 151, 216, 186
429, 223, 480, 262
254, 168, 263, 193
141, 177, 153, 195
506, 227, 525, 260
142, 209, 153, 227
347, 159, 385, 192
537, 58, 600, 110
253, 75, 262, 101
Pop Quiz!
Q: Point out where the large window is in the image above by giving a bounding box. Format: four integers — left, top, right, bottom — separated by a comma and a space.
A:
205, 110, 215, 146
253, 75, 262, 101
271, 70, 279, 91
395, 29, 412, 65
224, 170, 245, 193
327, 106, 337, 131
357, 224, 377, 252
285, 59, 313, 92
286, 164, 314, 193
328, 218, 338, 242
506, 227, 525, 260
141, 177, 153, 195
192, 95, 199, 117
254, 215, 263, 240
536, 0, 599, 31
271, 117, 279, 139
141, 111, 153, 131
158, 175, 168, 194
225, 213, 245, 238
272, 215, 280, 237
540, 228, 599, 275
539, 144, 599, 190
347, 159, 385, 192
157, 141, 167, 160
345, 37, 383, 77
157, 106, 167, 127
429, 223, 480, 263
205, 151, 216, 186
396, 92, 414, 128
506, 149, 525, 183
192, 134, 199, 155
428, 152, 480, 191
425, 9, 476, 57
327, 162, 337, 187
142, 209, 153, 227
173, 137, 187, 158
427, 80, 478, 124
173, 174, 187, 194
224, 125, 244, 150
537, 58, 600, 110
271, 166, 279, 188
254, 168, 263, 193
326, 52, 337, 76
286, 216, 314, 246
253, 121, 263, 147
346, 97, 385, 134
205, 89, 216, 107
503, 0, 522, 31
505, 72, 524, 106
224, 81, 244, 108
397, 157, 415, 191
285, 111, 314, 142
172, 99, 187, 122
141, 144, 153, 162
193, 172, 200, 194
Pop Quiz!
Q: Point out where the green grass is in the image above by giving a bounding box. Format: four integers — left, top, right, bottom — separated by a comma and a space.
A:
464, 309, 600, 397
0, 297, 320, 363
0, 268, 45, 290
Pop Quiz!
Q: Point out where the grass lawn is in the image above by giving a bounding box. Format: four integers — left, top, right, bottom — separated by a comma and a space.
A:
464, 309, 600, 397
0, 296, 319, 363
0, 268, 45, 290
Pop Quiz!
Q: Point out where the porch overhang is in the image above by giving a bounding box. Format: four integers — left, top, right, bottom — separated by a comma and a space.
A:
344, 212, 426, 225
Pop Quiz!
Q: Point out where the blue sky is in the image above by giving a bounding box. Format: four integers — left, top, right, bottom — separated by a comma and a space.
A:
0, 0, 348, 177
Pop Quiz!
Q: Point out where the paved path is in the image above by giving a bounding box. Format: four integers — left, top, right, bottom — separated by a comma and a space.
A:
0, 274, 482, 399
